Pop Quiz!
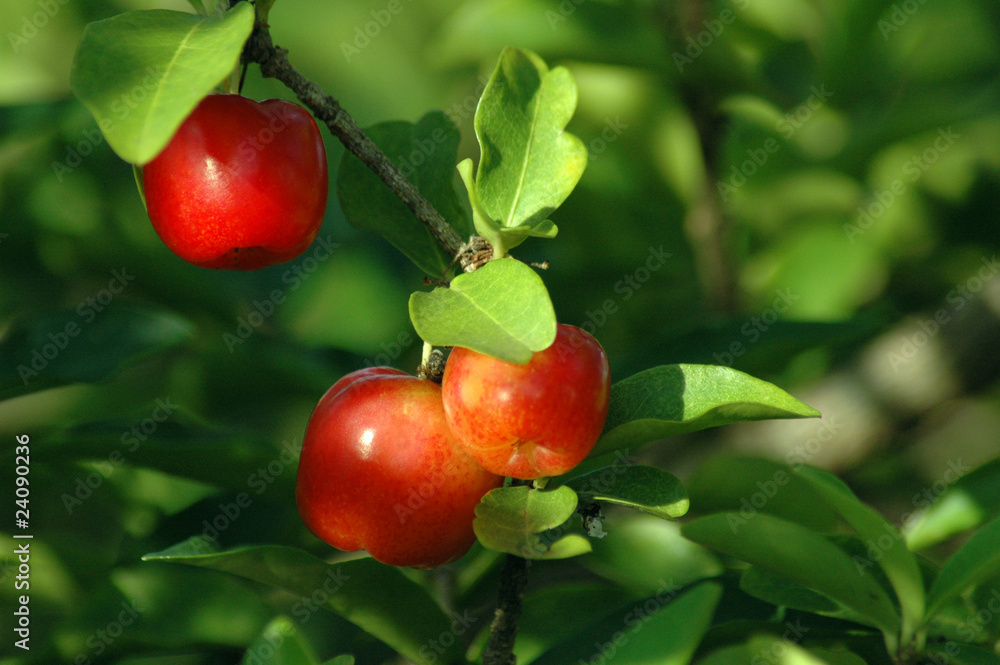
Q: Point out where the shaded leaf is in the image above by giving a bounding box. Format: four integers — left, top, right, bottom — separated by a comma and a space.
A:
142, 539, 462, 665
409, 257, 556, 363
687, 456, 842, 533
682, 513, 901, 641
239, 616, 320, 665
71, 3, 254, 164
530, 582, 723, 665
337, 112, 471, 277
906, 458, 1000, 551
925, 515, 1000, 621
795, 465, 925, 645
0, 305, 194, 401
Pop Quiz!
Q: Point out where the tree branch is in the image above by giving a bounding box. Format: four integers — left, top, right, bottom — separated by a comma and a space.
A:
482, 553, 529, 665
239, 15, 466, 260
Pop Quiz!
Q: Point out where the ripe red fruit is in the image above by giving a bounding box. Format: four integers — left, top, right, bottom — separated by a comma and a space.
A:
296, 368, 503, 568
142, 94, 328, 270
442, 324, 611, 479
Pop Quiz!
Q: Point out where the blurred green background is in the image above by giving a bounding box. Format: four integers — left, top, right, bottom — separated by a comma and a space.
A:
1, 0, 999, 662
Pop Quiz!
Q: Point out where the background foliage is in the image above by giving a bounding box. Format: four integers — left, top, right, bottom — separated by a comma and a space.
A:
1, 0, 999, 663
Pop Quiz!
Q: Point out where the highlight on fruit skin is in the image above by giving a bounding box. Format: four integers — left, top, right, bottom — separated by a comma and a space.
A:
442, 324, 611, 479
142, 93, 328, 270
296, 367, 504, 568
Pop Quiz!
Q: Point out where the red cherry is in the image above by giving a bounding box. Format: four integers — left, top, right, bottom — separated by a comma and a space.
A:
296, 368, 503, 568
143, 94, 328, 270
442, 324, 611, 479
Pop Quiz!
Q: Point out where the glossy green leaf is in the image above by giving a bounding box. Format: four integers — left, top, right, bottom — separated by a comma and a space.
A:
0, 305, 194, 401
795, 466, 925, 644
699, 637, 870, 665
142, 539, 462, 665
467, 47, 587, 255
925, 515, 1000, 621
70, 3, 254, 164
584, 516, 724, 595
687, 456, 842, 533
530, 582, 723, 665
906, 458, 999, 551
337, 112, 471, 277
240, 616, 320, 665
409, 257, 556, 363
566, 465, 689, 520
591, 364, 820, 457
473, 485, 590, 559
682, 513, 901, 640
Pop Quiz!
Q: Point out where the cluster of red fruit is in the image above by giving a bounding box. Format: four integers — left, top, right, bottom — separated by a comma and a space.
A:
297, 324, 611, 568
142, 94, 611, 568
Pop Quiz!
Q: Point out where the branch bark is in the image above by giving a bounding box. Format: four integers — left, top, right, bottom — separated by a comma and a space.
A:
482, 554, 529, 665
239, 16, 466, 260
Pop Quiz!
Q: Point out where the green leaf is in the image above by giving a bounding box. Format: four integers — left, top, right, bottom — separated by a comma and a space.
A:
591, 364, 820, 457
240, 616, 321, 665
794, 466, 925, 645
0, 305, 194, 401
686, 456, 843, 533
337, 112, 471, 277
408, 257, 556, 363
530, 582, 723, 665
473, 485, 591, 559
924, 644, 1000, 665
70, 3, 254, 165
925, 515, 1000, 621
566, 465, 689, 520
142, 540, 462, 665
468, 47, 587, 255
906, 458, 998, 551
682, 513, 901, 642
739, 566, 879, 627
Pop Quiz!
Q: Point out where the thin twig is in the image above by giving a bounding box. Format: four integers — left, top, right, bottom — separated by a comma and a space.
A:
482, 554, 529, 665
239, 16, 466, 260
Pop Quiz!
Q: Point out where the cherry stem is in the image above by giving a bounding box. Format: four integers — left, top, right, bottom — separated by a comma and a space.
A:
482, 552, 529, 665
236, 5, 465, 260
